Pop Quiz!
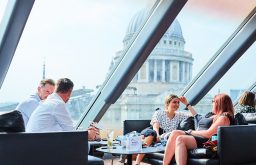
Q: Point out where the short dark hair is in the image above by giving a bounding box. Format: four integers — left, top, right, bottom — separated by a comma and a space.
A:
40, 78, 55, 87
56, 78, 74, 93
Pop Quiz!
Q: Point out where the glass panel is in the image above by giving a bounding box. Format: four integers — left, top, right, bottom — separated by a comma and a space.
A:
0, 0, 157, 124
99, 0, 256, 135
0, 0, 8, 23
178, 0, 256, 75
194, 42, 256, 114
0, 0, 9, 41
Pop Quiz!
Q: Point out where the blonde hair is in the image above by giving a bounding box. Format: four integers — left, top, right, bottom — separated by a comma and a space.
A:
239, 91, 255, 107
165, 94, 178, 109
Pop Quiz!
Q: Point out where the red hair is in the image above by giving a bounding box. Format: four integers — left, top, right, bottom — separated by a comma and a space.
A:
213, 93, 234, 116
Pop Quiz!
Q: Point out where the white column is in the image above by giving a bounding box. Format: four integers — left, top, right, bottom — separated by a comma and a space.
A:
162, 60, 165, 82
154, 59, 157, 82
146, 61, 149, 82
182, 62, 186, 82
186, 63, 189, 82
170, 62, 173, 81
189, 63, 192, 81
137, 69, 140, 82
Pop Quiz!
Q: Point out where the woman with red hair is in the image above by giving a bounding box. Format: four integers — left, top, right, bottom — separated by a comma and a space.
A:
163, 93, 234, 165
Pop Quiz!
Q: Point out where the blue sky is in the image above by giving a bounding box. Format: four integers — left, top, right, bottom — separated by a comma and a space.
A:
0, 0, 255, 102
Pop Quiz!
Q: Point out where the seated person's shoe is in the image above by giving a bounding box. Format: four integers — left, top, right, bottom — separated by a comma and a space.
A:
119, 154, 127, 163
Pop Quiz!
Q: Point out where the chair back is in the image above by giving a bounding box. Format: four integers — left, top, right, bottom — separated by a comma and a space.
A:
218, 125, 256, 165
123, 120, 164, 135
0, 131, 88, 165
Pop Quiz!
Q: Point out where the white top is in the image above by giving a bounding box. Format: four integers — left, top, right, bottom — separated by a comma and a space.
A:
150, 110, 189, 133
26, 93, 74, 132
16, 93, 41, 127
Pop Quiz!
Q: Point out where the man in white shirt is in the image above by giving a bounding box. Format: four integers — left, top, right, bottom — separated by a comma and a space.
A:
27, 78, 98, 140
16, 79, 55, 127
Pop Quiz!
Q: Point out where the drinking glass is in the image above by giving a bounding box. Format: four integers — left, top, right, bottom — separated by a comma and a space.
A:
107, 129, 114, 149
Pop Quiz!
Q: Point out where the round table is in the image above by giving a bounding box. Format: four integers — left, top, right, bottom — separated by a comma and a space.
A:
96, 145, 165, 165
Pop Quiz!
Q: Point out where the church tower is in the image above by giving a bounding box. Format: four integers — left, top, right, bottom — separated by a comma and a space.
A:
42, 57, 46, 79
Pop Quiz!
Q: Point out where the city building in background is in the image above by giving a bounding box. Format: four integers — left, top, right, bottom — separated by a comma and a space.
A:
100, 9, 211, 128
0, 9, 212, 123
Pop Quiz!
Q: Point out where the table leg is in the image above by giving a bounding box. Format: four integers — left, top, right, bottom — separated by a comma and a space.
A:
126, 154, 132, 165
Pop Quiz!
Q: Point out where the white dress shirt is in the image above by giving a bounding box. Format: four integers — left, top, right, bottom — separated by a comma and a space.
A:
26, 93, 74, 132
16, 93, 41, 127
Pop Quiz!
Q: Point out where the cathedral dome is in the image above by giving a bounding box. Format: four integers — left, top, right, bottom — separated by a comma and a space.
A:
123, 9, 185, 45
110, 8, 193, 88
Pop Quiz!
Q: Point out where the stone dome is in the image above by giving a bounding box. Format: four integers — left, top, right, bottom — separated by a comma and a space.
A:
109, 8, 193, 90
123, 9, 185, 45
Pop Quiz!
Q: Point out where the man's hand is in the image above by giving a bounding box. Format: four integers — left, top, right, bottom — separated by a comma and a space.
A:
87, 126, 100, 141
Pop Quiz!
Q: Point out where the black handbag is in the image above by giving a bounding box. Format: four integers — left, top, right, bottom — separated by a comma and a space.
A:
0, 110, 25, 132
177, 116, 195, 131
234, 113, 248, 125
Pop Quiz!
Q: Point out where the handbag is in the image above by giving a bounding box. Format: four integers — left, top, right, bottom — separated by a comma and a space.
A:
203, 140, 217, 152
0, 110, 25, 132
234, 113, 248, 125
177, 116, 195, 131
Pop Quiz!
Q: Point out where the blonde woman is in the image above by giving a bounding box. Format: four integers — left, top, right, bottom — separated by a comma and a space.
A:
236, 91, 256, 113
135, 94, 195, 165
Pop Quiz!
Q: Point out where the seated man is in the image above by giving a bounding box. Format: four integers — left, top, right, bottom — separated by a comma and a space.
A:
16, 78, 55, 127
26, 78, 98, 141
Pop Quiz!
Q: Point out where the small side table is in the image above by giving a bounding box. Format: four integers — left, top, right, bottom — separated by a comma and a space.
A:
89, 140, 119, 157
96, 145, 165, 165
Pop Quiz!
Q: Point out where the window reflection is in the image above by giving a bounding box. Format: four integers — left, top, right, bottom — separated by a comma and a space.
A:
0, 0, 255, 136
99, 0, 256, 135
0, 0, 8, 24
0, 1, 157, 124
197, 42, 256, 114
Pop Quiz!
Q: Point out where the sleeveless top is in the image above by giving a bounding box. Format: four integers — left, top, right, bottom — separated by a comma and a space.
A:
196, 113, 234, 131
197, 117, 213, 131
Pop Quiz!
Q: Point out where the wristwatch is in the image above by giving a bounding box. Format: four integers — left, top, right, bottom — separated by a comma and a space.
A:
186, 103, 191, 108
185, 129, 192, 135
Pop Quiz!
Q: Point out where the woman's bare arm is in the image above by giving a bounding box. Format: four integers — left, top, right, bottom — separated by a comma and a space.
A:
179, 96, 197, 116
187, 105, 197, 116
153, 122, 160, 140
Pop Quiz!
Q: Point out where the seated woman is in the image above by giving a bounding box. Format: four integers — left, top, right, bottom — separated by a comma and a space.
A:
163, 93, 234, 165
235, 91, 256, 113
235, 91, 256, 124
135, 94, 196, 165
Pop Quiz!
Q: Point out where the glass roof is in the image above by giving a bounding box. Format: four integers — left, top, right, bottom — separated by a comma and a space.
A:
0, 0, 8, 23
0, 0, 11, 45
0, 0, 156, 101
97, 0, 256, 130
0, 0, 157, 121
0, 0, 255, 132
177, 0, 256, 76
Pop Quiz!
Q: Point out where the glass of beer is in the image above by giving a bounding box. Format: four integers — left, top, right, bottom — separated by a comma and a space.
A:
107, 129, 114, 149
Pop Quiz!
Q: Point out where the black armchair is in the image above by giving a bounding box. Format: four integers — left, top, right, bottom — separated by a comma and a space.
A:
0, 131, 104, 165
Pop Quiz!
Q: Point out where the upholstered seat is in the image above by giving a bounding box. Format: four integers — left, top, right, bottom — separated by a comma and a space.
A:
124, 120, 256, 165
0, 131, 103, 165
